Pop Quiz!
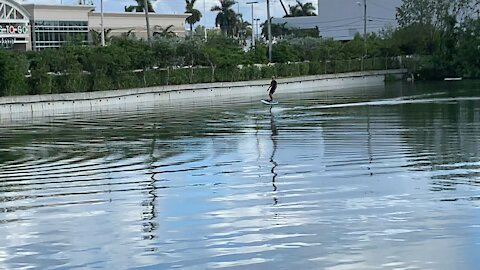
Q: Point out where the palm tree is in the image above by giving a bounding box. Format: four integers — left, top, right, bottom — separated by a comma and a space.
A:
185, 0, 202, 37
125, 0, 155, 13
211, 0, 237, 36
234, 14, 250, 40
89, 28, 112, 45
152, 25, 177, 38
121, 29, 136, 39
288, 0, 316, 17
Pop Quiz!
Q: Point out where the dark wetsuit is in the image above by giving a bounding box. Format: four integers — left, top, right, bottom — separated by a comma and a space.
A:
269, 79, 277, 94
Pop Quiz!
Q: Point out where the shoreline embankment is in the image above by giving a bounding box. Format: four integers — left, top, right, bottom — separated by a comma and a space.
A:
0, 69, 406, 120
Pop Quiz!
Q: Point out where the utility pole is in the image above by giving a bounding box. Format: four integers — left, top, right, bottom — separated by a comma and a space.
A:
100, 0, 105, 46
144, 0, 152, 45
247, 1, 258, 48
255, 18, 260, 41
363, 0, 367, 59
204, 0, 207, 40
267, 0, 272, 62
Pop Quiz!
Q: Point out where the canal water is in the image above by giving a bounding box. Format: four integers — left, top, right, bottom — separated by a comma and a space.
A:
1, 81, 480, 270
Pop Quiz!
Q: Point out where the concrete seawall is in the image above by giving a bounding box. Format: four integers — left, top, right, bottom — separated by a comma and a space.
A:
0, 69, 406, 120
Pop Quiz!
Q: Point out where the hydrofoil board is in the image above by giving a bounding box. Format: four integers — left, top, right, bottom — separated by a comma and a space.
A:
261, 99, 279, 105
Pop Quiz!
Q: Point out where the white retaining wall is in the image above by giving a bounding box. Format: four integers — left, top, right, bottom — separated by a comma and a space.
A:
0, 69, 406, 120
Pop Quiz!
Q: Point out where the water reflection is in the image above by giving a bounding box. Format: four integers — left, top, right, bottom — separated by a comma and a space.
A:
1, 82, 480, 269
143, 128, 158, 241
269, 107, 279, 205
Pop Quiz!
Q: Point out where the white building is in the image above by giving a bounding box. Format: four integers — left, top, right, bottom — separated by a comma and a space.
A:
272, 0, 402, 40
0, 0, 189, 51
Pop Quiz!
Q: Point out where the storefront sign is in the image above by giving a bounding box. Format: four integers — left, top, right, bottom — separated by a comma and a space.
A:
0, 24, 29, 35
0, 23, 29, 49
0, 37, 15, 49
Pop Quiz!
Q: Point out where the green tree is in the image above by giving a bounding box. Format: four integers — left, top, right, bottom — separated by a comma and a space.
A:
272, 41, 301, 63
288, 0, 316, 17
211, 0, 237, 37
245, 43, 268, 64
125, 0, 155, 12
202, 34, 244, 67
396, 0, 476, 35
89, 28, 113, 45
0, 50, 29, 96
231, 13, 251, 43
262, 22, 318, 38
29, 54, 53, 95
151, 37, 179, 67
177, 38, 207, 67
262, 22, 289, 38
309, 38, 342, 61
194, 25, 206, 39
392, 23, 440, 55
185, 0, 202, 37
455, 18, 480, 77
153, 25, 177, 38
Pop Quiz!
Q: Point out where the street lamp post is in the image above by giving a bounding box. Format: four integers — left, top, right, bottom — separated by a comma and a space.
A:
266, 0, 272, 62
255, 18, 260, 41
246, 1, 258, 48
144, 0, 152, 45
204, 0, 207, 40
100, 0, 105, 46
363, 0, 367, 58
357, 0, 367, 70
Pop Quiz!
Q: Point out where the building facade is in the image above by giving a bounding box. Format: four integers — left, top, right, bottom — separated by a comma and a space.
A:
272, 0, 402, 41
88, 12, 188, 41
0, 0, 31, 50
23, 4, 92, 50
0, 0, 189, 51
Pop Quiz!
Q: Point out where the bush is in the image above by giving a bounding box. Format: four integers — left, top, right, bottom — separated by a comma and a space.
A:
0, 34, 421, 97
0, 50, 29, 96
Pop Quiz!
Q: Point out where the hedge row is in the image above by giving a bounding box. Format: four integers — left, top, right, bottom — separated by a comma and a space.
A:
1, 53, 406, 97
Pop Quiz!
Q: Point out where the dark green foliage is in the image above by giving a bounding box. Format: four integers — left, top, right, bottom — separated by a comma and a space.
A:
29, 54, 53, 95
202, 34, 244, 67
262, 23, 319, 38
0, 33, 411, 97
456, 19, 480, 78
272, 41, 301, 63
245, 44, 268, 65
287, 1, 316, 17
185, 0, 202, 35
0, 50, 29, 96
211, 0, 237, 37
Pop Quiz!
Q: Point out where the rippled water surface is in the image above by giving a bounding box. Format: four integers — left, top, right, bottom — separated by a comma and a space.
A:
1, 81, 480, 270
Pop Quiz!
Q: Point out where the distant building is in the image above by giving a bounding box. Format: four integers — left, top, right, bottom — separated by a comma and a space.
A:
0, 0, 189, 51
0, 0, 31, 50
272, 0, 402, 41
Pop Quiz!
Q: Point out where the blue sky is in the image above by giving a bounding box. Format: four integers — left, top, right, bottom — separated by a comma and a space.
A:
22, 0, 318, 29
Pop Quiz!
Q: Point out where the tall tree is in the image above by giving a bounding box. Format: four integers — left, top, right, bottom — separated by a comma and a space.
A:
185, 0, 202, 37
211, 0, 237, 37
125, 0, 155, 12
288, 1, 316, 17
396, 0, 478, 56
396, 0, 477, 31
233, 14, 251, 42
